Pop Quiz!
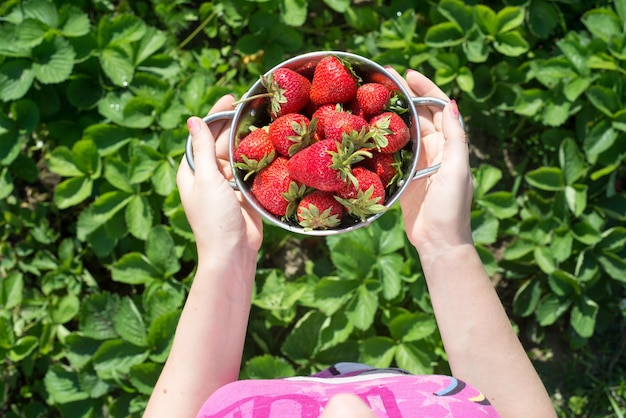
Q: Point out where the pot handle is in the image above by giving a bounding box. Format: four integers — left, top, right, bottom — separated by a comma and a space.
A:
411, 97, 465, 181
184, 110, 239, 189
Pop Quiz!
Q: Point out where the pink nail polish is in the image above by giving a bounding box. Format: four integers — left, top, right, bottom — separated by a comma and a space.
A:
449, 99, 459, 117
187, 117, 199, 132
405, 68, 415, 76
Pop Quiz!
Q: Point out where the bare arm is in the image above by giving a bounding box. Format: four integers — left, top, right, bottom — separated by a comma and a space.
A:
394, 69, 556, 417
144, 96, 263, 417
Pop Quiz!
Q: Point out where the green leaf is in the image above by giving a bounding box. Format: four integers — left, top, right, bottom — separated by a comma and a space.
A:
463, 29, 489, 63
244, 354, 295, 379
151, 161, 176, 196
129, 362, 162, 395
32, 36, 75, 84
24, 0, 59, 27
72, 139, 100, 175
559, 138, 586, 185
570, 297, 598, 338
536, 294, 570, 326
360, 336, 396, 368
584, 120, 618, 163
550, 228, 573, 263
496, 6, 525, 33
323, 0, 351, 13
97, 14, 146, 47
319, 313, 354, 352
65, 334, 100, 370
92, 339, 149, 381
424, 22, 465, 47
9, 335, 38, 362
586, 86, 622, 117
110, 253, 159, 285
475, 5, 497, 36
0, 59, 35, 101
395, 341, 434, 375
527, 0, 559, 39
471, 210, 499, 245
581, 8, 622, 42
477, 191, 518, 219
51, 294, 80, 324
113, 297, 148, 347
104, 158, 133, 193
82, 124, 134, 157
438, 0, 474, 31
1, 271, 23, 310
100, 46, 134, 87
565, 184, 587, 217
571, 220, 602, 245
147, 310, 180, 363
514, 89, 546, 116
525, 167, 565, 191
534, 246, 557, 274
563, 77, 593, 102
596, 252, 626, 283
313, 278, 358, 316
122, 96, 155, 129
134, 27, 167, 65
389, 312, 437, 342
280, 0, 307, 26
146, 225, 179, 277
345, 281, 379, 331
597, 227, 626, 252
281, 311, 325, 362
58, 5, 91, 37
548, 269, 580, 297
125, 195, 153, 241
67, 77, 103, 109
513, 279, 543, 317
53, 176, 93, 209
493, 31, 529, 56
44, 365, 89, 405
473, 164, 502, 198
378, 254, 403, 300
80, 292, 119, 340
327, 232, 376, 280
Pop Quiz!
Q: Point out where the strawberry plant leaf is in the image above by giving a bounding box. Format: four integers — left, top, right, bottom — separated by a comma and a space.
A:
280, 0, 307, 27
125, 195, 153, 241
147, 310, 180, 363
559, 138, 587, 185
24, 0, 59, 28
281, 310, 325, 363
319, 313, 354, 352
513, 279, 543, 317
389, 312, 437, 343
471, 210, 499, 245
424, 22, 465, 48
438, 0, 474, 32
1, 271, 23, 310
496, 6, 525, 33
100, 46, 135, 87
44, 365, 89, 405
82, 124, 134, 157
493, 31, 529, 57
130, 362, 162, 395
242, 354, 296, 379
570, 297, 598, 338
585, 85, 622, 117
345, 280, 379, 331
475, 4, 498, 36
79, 293, 119, 340
53, 176, 93, 209
145, 226, 179, 277
477, 191, 518, 219
535, 294, 570, 326
394, 341, 434, 375
113, 297, 149, 347
596, 252, 626, 283
581, 8, 622, 42
359, 336, 396, 368
378, 253, 403, 301
58, 5, 90, 37
110, 253, 159, 285
32, 36, 75, 84
0, 59, 35, 101
525, 167, 565, 191
527, 0, 560, 39
92, 339, 149, 381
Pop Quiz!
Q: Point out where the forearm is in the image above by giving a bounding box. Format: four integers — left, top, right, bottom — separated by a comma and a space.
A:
419, 244, 555, 418
144, 249, 258, 418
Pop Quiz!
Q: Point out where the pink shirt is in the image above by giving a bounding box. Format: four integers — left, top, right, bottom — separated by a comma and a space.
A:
196, 373, 501, 417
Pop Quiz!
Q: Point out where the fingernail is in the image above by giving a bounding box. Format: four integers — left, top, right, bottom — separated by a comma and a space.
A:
449, 99, 459, 117
384, 65, 393, 70
187, 116, 200, 134
405, 68, 415, 76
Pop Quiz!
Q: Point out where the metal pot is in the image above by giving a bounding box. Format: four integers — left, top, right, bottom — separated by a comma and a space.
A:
185, 51, 462, 236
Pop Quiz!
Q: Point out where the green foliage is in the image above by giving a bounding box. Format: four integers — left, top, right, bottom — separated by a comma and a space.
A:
0, 0, 624, 417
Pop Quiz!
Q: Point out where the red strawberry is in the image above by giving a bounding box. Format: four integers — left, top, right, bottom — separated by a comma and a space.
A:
262, 68, 311, 118
297, 190, 344, 230
369, 111, 411, 153
288, 139, 369, 192
356, 83, 390, 116
234, 127, 276, 180
251, 157, 304, 217
311, 103, 339, 139
268, 113, 316, 157
310, 56, 359, 105
361, 150, 401, 187
323, 110, 369, 143
336, 167, 386, 220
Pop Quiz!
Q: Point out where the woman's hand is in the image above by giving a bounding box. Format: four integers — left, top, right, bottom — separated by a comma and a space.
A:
387, 68, 474, 256
177, 95, 263, 256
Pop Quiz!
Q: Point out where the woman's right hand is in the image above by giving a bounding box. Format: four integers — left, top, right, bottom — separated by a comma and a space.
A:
387, 68, 474, 256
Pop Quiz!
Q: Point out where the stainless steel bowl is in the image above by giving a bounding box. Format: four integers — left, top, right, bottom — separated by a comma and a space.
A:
185, 51, 462, 236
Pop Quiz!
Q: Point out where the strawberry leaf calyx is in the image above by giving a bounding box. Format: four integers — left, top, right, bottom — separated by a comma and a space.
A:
335, 186, 387, 221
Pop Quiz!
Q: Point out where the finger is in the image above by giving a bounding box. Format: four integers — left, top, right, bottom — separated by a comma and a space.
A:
405, 69, 448, 100
440, 100, 470, 170
187, 116, 219, 180
320, 394, 376, 418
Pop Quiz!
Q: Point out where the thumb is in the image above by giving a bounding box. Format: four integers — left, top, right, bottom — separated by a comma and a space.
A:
186, 116, 218, 179
440, 100, 469, 170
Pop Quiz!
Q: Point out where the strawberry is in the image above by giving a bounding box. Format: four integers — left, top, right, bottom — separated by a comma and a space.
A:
310, 56, 359, 105
268, 113, 316, 157
251, 157, 304, 217
323, 110, 369, 143
360, 150, 402, 187
262, 68, 311, 118
297, 190, 344, 230
356, 83, 390, 116
335, 167, 386, 220
369, 111, 411, 154
287, 139, 368, 192
311, 103, 339, 139
234, 127, 276, 180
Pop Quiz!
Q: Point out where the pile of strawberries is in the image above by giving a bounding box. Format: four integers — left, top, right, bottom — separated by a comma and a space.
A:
233, 55, 413, 231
